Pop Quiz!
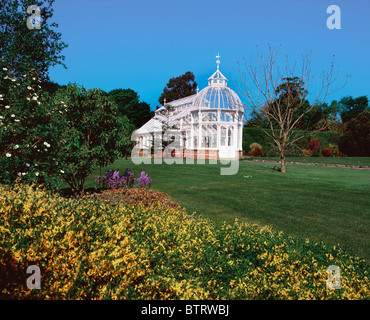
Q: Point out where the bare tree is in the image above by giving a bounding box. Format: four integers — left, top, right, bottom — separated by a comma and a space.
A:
235, 45, 348, 173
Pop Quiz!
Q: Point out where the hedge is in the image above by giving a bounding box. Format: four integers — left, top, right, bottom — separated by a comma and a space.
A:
243, 127, 341, 156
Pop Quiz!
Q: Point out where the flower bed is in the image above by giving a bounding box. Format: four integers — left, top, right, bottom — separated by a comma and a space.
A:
0, 184, 369, 299
92, 187, 179, 208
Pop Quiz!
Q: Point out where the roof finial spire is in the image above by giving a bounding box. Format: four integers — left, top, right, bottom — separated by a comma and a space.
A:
216, 53, 221, 70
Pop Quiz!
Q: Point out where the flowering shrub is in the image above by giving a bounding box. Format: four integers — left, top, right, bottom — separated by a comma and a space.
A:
309, 138, 321, 152
303, 148, 313, 157
0, 62, 133, 194
250, 142, 263, 157
0, 62, 64, 190
328, 143, 342, 157
321, 148, 333, 157
95, 169, 151, 190
1, 183, 369, 300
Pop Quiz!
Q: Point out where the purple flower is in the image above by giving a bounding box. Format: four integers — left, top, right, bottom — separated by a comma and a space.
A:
137, 171, 152, 188
95, 168, 152, 190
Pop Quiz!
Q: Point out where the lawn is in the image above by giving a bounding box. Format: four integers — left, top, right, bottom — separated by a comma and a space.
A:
81, 157, 370, 262
243, 157, 370, 167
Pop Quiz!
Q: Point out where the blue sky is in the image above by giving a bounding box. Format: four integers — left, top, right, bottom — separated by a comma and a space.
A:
49, 0, 370, 110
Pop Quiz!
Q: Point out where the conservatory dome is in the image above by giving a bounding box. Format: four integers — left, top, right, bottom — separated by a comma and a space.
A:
193, 59, 242, 111
193, 85, 242, 110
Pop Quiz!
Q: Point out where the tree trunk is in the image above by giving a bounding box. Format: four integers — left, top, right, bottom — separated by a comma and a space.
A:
280, 149, 286, 173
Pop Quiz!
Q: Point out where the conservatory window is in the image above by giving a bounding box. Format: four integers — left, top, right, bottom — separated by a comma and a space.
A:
192, 112, 199, 123
228, 126, 234, 147
202, 111, 217, 122
221, 126, 226, 146
221, 111, 231, 122
202, 125, 208, 148
210, 124, 217, 148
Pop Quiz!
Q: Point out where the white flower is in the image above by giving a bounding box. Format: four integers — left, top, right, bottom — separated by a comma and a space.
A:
26, 163, 30, 167
0, 115, 3, 119
27, 86, 32, 90
35, 172, 39, 176
27, 97, 31, 101
17, 172, 21, 176
60, 170, 65, 174
14, 119, 20, 122
14, 144, 19, 149
2, 68, 7, 71
22, 172, 26, 176
5, 153, 11, 157
32, 96, 38, 100
32, 77, 36, 80
43, 141, 50, 147
5, 105, 10, 109
11, 114, 15, 117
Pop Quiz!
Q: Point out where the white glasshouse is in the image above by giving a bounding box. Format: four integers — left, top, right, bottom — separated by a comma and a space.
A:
135, 55, 244, 159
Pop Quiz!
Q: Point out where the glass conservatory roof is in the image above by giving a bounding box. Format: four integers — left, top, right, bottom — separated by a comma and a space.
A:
194, 54, 242, 110
193, 82, 242, 110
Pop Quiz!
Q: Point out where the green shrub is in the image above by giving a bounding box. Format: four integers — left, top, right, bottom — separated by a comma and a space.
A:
338, 111, 370, 156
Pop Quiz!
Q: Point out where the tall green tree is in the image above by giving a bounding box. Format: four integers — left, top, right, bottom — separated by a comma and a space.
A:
338, 95, 369, 123
53, 84, 133, 195
0, 0, 67, 189
338, 111, 370, 156
108, 88, 152, 128
0, 0, 67, 81
158, 71, 197, 106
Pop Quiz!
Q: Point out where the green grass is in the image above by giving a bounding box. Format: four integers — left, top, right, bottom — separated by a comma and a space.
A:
244, 157, 370, 166
81, 158, 370, 262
